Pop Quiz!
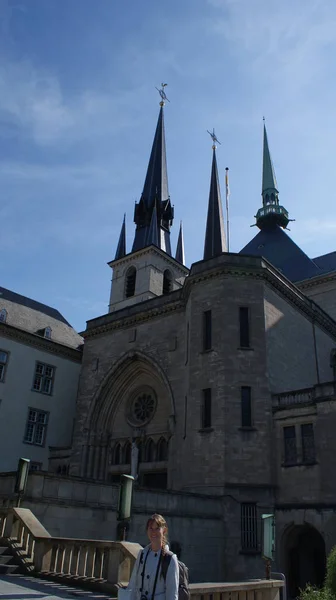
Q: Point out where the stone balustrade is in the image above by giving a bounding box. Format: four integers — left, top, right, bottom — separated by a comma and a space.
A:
0, 507, 284, 600
273, 380, 336, 409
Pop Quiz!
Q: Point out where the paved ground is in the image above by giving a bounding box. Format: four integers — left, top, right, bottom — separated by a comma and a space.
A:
0, 574, 115, 599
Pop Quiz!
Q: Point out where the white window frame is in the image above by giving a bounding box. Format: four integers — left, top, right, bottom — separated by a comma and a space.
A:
32, 361, 55, 395
44, 327, 52, 339
24, 408, 49, 446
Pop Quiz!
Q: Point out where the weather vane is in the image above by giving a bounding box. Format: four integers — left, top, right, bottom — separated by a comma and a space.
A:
207, 128, 221, 148
156, 83, 170, 105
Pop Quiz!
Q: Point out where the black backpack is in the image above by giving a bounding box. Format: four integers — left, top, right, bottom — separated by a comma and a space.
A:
161, 550, 190, 600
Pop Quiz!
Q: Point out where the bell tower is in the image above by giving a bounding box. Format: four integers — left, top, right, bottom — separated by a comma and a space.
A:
108, 87, 189, 313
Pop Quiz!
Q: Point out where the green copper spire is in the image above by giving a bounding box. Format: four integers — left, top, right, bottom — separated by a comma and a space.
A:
255, 122, 290, 230
262, 124, 278, 196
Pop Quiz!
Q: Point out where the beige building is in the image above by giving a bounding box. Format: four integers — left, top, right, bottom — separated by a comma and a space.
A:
0, 286, 82, 472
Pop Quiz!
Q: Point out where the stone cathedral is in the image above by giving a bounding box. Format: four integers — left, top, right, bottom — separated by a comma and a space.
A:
65, 96, 336, 593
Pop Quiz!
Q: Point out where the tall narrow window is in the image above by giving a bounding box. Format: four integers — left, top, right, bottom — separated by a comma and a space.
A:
301, 423, 315, 464
24, 409, 49, 446
203, 310, 212, 351
201, 388, 212, 429
283, 426, 297, 466
241, 503, 258, 551
0, 350, 9, 382
124, 442, 132, 465
33, 362, 55, 395
239, 307, 250, 348
163, 270, 172, 294
0, 309, 7, 323
125, 267, 136, 298
157, 438, 168, 461
241, 386, 252, 427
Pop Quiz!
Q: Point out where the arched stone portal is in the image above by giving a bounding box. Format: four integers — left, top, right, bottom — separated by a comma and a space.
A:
283, 524, 326, 599
81, 351, 175, 484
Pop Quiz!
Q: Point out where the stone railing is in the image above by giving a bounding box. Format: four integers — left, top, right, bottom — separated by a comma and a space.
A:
273, 380, 336, 409
0, 507, 284, 600
189, 580, 283, 600
0, 507, 141, 593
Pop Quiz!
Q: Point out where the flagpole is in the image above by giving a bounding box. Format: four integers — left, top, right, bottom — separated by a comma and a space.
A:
225, 167, 230, 252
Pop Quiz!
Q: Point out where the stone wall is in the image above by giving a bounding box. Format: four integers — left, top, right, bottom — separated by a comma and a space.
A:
0, 472, 223, 583
264, 286, 335, 393
300, 277, 336, 322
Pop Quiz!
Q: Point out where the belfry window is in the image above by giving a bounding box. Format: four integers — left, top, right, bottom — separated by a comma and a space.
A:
163, 270, 172, 294
125, 267, 136, 298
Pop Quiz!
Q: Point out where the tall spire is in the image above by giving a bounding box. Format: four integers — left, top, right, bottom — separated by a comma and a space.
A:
132, 87, 174, 255
114, 214, 126, 260
203, 132, 227, 260
175, 221, 185, 265
262, 123, 278, 195
142, 105, 169, 209
255, 121, 290, 230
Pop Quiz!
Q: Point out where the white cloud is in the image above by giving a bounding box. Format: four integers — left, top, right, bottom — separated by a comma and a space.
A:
206, 0, 336, 93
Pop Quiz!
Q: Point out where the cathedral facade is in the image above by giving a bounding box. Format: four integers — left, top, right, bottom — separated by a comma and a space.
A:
67, 98, 336, 591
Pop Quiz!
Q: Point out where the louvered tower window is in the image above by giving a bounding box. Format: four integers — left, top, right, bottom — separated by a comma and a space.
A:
163, 270, 172, 294
125, 267, 136, 298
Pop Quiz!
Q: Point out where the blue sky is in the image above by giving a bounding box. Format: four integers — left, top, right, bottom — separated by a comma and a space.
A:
1, 0, 336, 332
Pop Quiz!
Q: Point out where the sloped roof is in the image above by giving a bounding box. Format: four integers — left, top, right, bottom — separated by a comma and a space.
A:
0, 286, 83, 350
240, 226, 322, 282
312, 251, 336, 274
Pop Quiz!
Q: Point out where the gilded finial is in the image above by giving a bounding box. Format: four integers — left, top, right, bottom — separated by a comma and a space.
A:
156, 83, 170, 106
207, 128, 221, 149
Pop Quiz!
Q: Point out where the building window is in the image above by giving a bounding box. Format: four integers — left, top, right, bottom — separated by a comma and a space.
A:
239, 307, 250, 348
163, 270, 172, 294
33, 362, 55, 395
113, 443, 122, 465
283, 426, 297, 466
124, 442, 132, 465
203, 310, 212, 351
241, 503, 258, 551
0, 350, 8, 382
44, 327, 52, 339
145, 438, 156, 462
157, 437, 168, 461
201, 388, 212, 429
0, 309, 7, 323
301, 424, 315, 464
241, 386, 252, 427
125, 267, 136, 298
30, 462, 42, 471
24, 409, 49, 446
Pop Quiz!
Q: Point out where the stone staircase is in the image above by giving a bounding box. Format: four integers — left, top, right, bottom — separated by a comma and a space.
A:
0, 542, 21, 575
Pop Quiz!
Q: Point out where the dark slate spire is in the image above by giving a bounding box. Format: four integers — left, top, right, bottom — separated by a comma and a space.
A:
115, 214, 126, 260
203, 141, 227, 260
142, 106, 168, 208
255, 122, 290, 230
146, 201, 159, 247
132, 99, 174, 255
175, 221, 185, 265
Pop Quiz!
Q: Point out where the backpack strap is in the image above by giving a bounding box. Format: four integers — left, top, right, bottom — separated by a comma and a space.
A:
161, 550, 173, 581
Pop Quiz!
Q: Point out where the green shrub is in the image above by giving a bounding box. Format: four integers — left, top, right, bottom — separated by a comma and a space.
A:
299, 584, 334, 600
326, 546, 336, 595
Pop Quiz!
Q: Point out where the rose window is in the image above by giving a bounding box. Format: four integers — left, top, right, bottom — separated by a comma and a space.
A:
127, 388, 157, 426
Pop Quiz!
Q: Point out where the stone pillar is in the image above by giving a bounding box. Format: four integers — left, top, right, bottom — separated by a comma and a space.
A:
86, 444, 95, 478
